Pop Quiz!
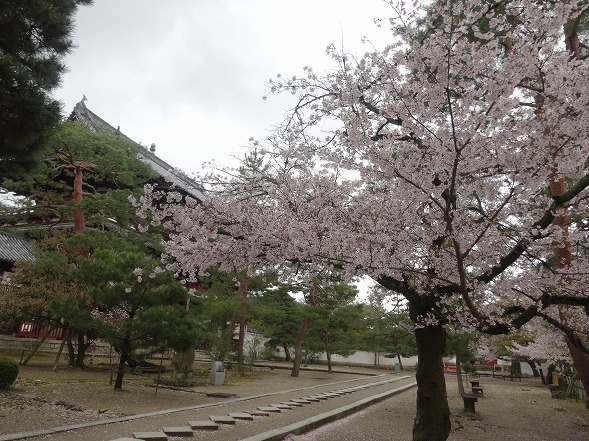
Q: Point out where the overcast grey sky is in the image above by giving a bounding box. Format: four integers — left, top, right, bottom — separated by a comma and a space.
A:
56, 0, 393, 174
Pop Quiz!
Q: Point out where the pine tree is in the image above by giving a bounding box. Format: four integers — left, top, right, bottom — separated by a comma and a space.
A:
1, 120, 157, 228
0, 0, 93, 174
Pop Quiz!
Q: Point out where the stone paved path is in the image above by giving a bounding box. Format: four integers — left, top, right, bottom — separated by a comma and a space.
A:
9, 374, 416, 441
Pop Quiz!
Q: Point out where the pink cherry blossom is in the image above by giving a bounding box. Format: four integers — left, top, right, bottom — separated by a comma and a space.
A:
137, 2, 589, 440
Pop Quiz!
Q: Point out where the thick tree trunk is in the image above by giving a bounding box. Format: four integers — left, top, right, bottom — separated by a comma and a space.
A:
565, 337, 589, 398
282, 342, 291, 361
412, 324, 451, 441
175, 347, 195, 374
291, 317, 310, 377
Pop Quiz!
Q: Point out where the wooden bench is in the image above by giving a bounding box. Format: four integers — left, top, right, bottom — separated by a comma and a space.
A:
462, 393, 478, 413
473, 371, 494, 378
471, 385, 484, 397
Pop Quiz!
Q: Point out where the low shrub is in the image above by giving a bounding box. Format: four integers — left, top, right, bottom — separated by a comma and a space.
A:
0, 357, 18, 389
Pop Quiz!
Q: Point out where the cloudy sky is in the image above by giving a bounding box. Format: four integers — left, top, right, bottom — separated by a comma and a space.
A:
56, 0, 394, 175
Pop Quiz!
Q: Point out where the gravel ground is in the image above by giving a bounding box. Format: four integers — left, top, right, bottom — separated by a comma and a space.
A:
295, 376, 589, 441
0, 361, 588, 440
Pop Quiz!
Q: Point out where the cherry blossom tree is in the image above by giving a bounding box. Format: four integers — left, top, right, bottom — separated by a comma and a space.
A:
510, 319, 576, 364
139, 1, 589, 440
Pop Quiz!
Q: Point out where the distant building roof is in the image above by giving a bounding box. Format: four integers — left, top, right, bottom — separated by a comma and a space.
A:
0, 231, 34, 264
69, 98, 206, 202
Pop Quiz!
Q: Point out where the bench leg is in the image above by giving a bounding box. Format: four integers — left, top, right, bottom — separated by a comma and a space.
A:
463, 397, 477, 413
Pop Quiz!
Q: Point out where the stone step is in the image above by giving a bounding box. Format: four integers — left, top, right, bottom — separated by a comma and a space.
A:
228, 412, 255, 420
187, 420, 219, 430
257, 406, 282, 412
162, 426, 193, 436
209, 415, 236, 425
132, 432, 167, 441
290, 399, 312, 404
300, 396, 320, 402
268, 403, 295, 409
281, 401, 303, 407
245, 409, 271, 416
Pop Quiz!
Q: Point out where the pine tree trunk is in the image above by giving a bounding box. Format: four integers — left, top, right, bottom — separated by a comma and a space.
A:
175, 347, 195, 374
412, 324, 451, 441
114, 334, 131, 390
73, 166, 85, 234
326, 350, 332, 374
283, 342, 291, 361
397, 354, 404, 370
73, 332, 92, 368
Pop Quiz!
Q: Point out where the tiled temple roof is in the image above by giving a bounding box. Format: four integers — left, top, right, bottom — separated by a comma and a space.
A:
69, 98, 206, 202
0, 231, 34, 264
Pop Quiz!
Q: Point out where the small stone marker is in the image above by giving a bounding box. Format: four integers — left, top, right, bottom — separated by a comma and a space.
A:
290, 399, 312, 404
301, 396, 320, 402
258, 406, 282, 412
109, 438, 137, 441
308, 395, 328, 400
187, 420, 219, 430
162, 426, 193, 436
132, 432, 167, 441
228, 412, 255, 420
245, 409, 270, 416
209, 415, 236, 424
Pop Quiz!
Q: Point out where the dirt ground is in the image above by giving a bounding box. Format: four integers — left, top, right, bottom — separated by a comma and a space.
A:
0, 355, 588, 440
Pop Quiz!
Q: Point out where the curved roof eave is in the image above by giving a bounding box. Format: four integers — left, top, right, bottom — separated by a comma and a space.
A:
68, 99, 207, 202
